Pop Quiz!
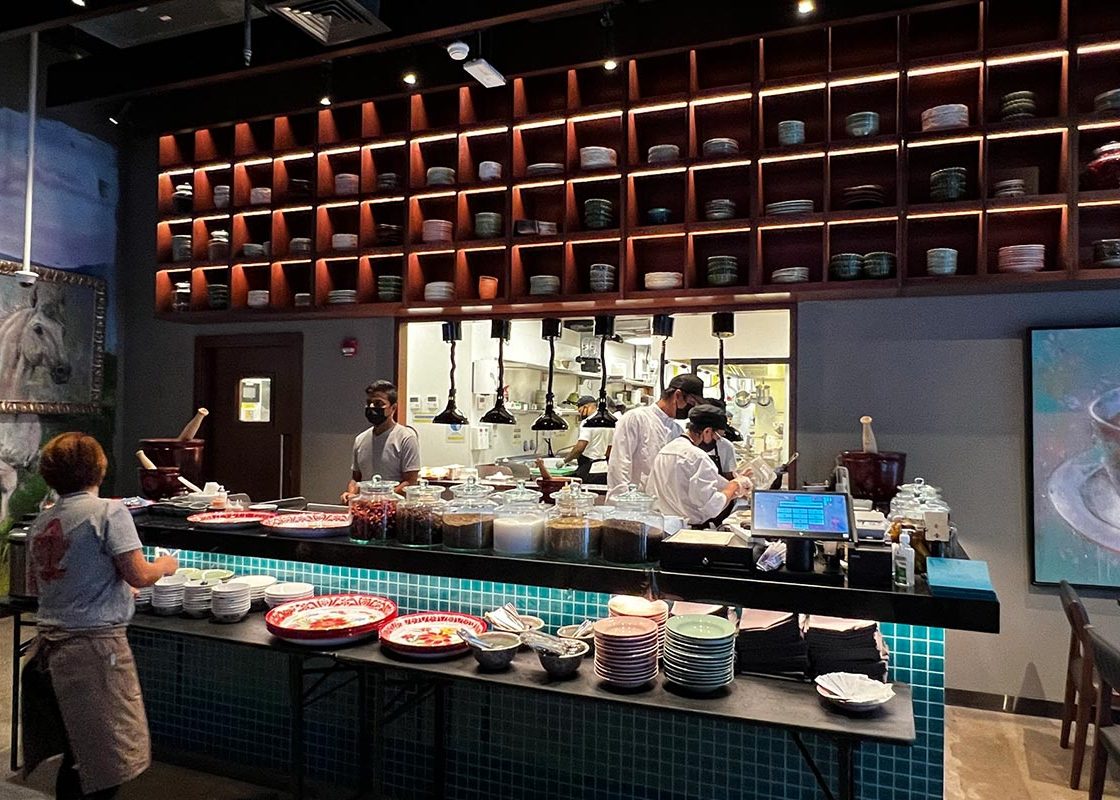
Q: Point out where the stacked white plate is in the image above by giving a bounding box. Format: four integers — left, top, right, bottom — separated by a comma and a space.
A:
265, 582, 315, 609
594, 616, 660, 688
526, 162, 564, 177
579, 146, 617, 169
704, 198, 737, 221
332, 232, 358, 251
135, 586, 153, 610
663, 614, 737, 692
249, 186, 272, 205
422, 219, 454, 243
327, 289, 358, 305
765, 199, 814, 215
771, 266, 811, 284
648, 144, 680, 164
997, 244, 1046, 273
210, 581, 252, 623
240, 574, 278, 608
992, 179, 1026, 198
926, 248, 959, 276
424, 281, 455, 302
921, 103, 969, 131
152, 575, 187, 616
183, 580, 214, 619
702, 137, 740, 158
247, 289, 270, 309
608, 595, 669, 652
529, 274, 561, 296
643, 271, 684, 290
334, 173, 360, 195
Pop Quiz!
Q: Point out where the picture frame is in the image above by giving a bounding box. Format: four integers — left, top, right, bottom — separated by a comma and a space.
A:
0, 260, 107, 415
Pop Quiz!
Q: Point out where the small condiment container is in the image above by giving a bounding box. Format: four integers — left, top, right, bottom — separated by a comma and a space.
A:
493, 481, 546, 556
545, 479, 602, 561
442, 476, 497, 551
601, 483, 664, 564
348, 475, 401, 542
396, 479, 445, 548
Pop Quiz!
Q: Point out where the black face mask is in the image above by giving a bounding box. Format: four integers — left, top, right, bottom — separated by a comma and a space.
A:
365, 405, 388, 426
698, 439, 717, 452
674, 394, 690, 420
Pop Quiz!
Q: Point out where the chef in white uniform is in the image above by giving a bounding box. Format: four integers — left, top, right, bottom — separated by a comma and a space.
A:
607, 374, 706, 491
646, 404, 752, 526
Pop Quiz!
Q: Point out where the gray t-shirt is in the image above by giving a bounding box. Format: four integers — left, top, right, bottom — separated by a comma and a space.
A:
29, 492, 142, 630
351, 423, 421, 483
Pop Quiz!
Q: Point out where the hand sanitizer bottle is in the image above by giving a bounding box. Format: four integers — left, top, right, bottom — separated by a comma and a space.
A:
894, 532, 915, 588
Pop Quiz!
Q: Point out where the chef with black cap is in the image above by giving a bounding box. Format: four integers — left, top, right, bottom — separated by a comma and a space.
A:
645, 404, 753, 526
560, 395, 613, 483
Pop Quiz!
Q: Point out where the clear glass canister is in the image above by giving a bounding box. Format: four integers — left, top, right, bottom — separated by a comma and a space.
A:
493, 481, 547, 556
442, 476, 498, 551
601, 483, 664, 564
348, 475, 401, 542
545, 479, 603, 561
396, 479, 445, 547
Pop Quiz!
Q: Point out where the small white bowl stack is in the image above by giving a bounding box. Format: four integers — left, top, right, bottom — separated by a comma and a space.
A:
265, 582, 315, 608
579, 146, 617, 170
152, 575, 187, 615
421, 219, 454, 243
210, 581, 252, 623
593, 616, 660, 689
135, 585, 153, 610
997, 244, 1046, 273
183, 580, 214, 618
921, 103, 969, 132
334, 173, 360, 196
662, 614, 737, 693
643, 271, 684, 290
424, 281, 455, 302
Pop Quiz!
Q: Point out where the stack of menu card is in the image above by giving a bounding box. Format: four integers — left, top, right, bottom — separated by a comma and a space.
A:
736, 609, 810, 679
804, 616, 890, 682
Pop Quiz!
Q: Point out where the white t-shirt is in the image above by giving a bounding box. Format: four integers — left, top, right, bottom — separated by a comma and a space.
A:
607, 403, 680, 491
351, 423, 421, 483
578, 423, 613, 461
715, 437, 737, 474
646, 436, 731, 525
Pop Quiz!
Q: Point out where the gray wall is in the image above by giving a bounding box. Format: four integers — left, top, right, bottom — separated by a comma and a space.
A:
798, 289, 1120, 700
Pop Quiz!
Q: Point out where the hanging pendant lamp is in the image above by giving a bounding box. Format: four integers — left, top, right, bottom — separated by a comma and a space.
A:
481, 319, 516, 425
711, 312, 743, 442
531, 318, 567, 431
653, 314, 674, 393
433, 320, 470, 425
583, 315, 617, 428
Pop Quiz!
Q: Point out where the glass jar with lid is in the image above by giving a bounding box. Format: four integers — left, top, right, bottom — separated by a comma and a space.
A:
396, 479, 445, 547
348, 475, 401, 543
545, 479, 603, 561
601, 483, 664, 564
493, 481, 547, 556
442, 476, 498, 551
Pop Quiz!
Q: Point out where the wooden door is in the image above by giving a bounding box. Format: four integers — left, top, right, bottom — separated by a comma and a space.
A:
194, 334, 303, 501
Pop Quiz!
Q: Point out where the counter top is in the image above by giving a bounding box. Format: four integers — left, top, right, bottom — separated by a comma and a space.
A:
134, 515, 1000, 634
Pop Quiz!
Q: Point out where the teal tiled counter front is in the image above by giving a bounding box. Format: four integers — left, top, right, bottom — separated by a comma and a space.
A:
133, 547, 944, 799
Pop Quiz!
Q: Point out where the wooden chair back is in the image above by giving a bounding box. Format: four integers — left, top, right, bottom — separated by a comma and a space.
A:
1088, 627, 1120, 728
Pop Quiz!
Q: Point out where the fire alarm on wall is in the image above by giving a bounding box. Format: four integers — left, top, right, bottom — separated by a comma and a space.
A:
341, 337, 358, 357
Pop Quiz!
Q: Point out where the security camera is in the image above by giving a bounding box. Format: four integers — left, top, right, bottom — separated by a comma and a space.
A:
14, 268, 37, 287
447, 41, 470, 61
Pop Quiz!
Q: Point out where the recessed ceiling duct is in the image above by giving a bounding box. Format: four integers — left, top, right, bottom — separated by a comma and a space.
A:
266, 0, 390, 45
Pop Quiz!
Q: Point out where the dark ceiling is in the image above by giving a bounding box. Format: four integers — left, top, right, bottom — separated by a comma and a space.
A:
17, 0, 951, 134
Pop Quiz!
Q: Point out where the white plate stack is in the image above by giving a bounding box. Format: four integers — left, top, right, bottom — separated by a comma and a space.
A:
265, 582, 315, 609
921, 103, 969, 132
247, 289, 270, 309
771, 266, 811, 284
702, 137, 740, 158
643, 271, 684, 290
210, 581, 252, 623
647, 144, 680, 164
526, 162, 564, 177
579, 146, 617, 170
331, 233, 359, 251
135, 586, 153, 610
662, 614, 737, 693
334, 173, 360, 196
422, 219, 454, 243
327, 289, 358, 305
239, 575, 278, 609
593, 616, 660, 689
992, 179, 1026, 198
152, 575, 187, 616
249, 186, 273, 205
997, 244, 1046, 273
423, 281, 455, 302
765, 199, 815, 215
290, 237, 312, 256
608, 595, 669, 652
183, 580, 214, 619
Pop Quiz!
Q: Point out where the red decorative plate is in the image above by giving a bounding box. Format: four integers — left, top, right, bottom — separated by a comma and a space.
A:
260, 512, 352, 538
378, 611, 487, 657
186, 510, 276, 529
265, 594, 398, 646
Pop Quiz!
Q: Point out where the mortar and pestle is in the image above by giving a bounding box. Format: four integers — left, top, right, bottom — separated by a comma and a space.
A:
138, 408, 208, 487
836, 415, 906, 508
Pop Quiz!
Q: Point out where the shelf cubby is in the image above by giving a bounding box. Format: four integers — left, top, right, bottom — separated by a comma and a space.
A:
511, 242, 564, 299
232, 210, 272, 261
231, 263, 272, 309
409, 193, 458, 245
1075, 202, 1120, 270
831, 17, 899, 72
514, 73, 568, 118
364, 98, 410, 138
271, 207, 313, 260
273, 154, 315, 205
275, 113, 317, 152
459, 128, 510, 184
407, 250, 460, 304
363, 253, 405, 292
985, 0, 1064, 50
158, 170, 191, 217
361, 199, 406, 249
318, 105, 364, 146
829, 77, 899, 141
1076, 127, 1120, 191
829, 147, 899, 211
906, 139, 983, 207
513, 120, 567, 180
411, 134, 459, 190
985, 206, 1068, 273
692, 95, 753, 159
628, 170, 687, 228
1073, 48, 1120, 116
195, 126, 235, 163
567, 239, 622, 296
314, 257, 364, 305
159, 132, 194, 167
629, 104, 688, 167
690, 161, 752, 224
512, 182, 565, 234
235, 120, 274, 157
567, 176, 622, 235
191, 216, 231, 264
691, 229, 753, 290
411, 89, 460, 132
191, 266, 230, 312
906, 4, 981, 61
1072, 0, 1120, 40
274, 261, 312, 309
758, 224, 825, 286
695, 41, 756, 92
155, 269, 190, 313
570, 65, 626, 109
759, 154, 826, 215
627, 233, 689, 292
826, 219, 900, 282
762, 29, 828, 82
156, 218, 193, 266
459, 247, 508, 301
905, 65, 982, 135
317, 147, 362, 200
905, 212, 982, 279
233, 159, 274, 209
461, 85, 513, 126
316, 203, 361, 257
987, 129, 1067, 197
985, 55, 1066, 125
761, 87, 827, 150
569, 112, 624, 173
193, 164, 233, 214
630, 52, 691, 101
361, 142, 408, 195
459, 188, 508, 241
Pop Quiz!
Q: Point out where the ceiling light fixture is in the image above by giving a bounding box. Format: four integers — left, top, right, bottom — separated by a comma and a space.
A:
711, 313, 743, 442
653, 314, 674, 392
797, 0, 816, 14
531, 318, 568, 433
464, 58, 507, 88
583, 315, 618, 429
481, 319, 516, 425
402, 70, 418, 86
432, 321, 469, 426
319, 94, 331, 106
71, 0, 86, 6
109, 116, 119, 125
603, 58, 619, 72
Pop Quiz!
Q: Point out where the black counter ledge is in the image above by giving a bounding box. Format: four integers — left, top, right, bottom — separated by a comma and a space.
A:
135, 515, 1000, 635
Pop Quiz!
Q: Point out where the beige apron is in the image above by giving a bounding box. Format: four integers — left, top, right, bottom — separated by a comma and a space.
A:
22, 627, 151, 794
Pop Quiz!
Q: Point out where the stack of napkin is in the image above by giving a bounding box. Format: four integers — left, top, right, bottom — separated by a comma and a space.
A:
736, 609, 810, 678
804, 616, 889, 682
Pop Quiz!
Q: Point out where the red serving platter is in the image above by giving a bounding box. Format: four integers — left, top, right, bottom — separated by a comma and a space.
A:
265, 594, 398, 643
260, 512, 352, 538
378, 611, 488, 656
186, 510, 276, 529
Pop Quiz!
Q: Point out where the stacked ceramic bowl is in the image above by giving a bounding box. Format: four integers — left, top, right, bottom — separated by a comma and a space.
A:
777, 120, 805, 146
992, 178, 1026, 198
704, 198, 737, 221
706, 255, 739, 286
478, 161, 502, 182
289, 178, 312, 198
172, 183, 193, 213
250, 186, 272, 205
183, 580, 214, 619
377, 275, 403, 301
921, 103, 969, 131
426, 167, 456, 187
515, 219, 559, 235
703, 137, 740, 158
580, 146, 617, 170
242, 242, 266, 259
152, 575, 186, 615
474, 212, 503, 238
290, 237, 312, 256
593, 616, 660, 689
173, 282, 191, 312
247, 289, 270, 309
1092, 239, 1120, 267
211, 581, 252, 623
207, 230, 230, 262
332, 232, 358, 252
135, 586, 153, 610
376, 223, 403, 245
863, 251, 896, 279
648, 144, 680, 164
422, 219, 454, 243
527, 162, 564, 177
1095, 89, 1120, 114
999, 91, 1036, 122
212, 184, 230, 209
765, 199, 814, 216
328, 289, 358, 305
647, 207, 672, 225
998, 244, 1046, 273
265, 582, 315, 609
208, 283, 229, 310
584, 198, 615, 229
845, 111, 880, 138
930, 167, 968, 201
841, 184, 888, 209
926, 248, 959, 276
529, 274, 561, 296
294, 293, 312, 308
771, 267, 811, 284
663, 614, 737, 693
334, 173, 360, 196
589, 263, 616, 292
608, 596, 669, 652
829, 253, 864, 281
376, 172, 400, 191
643, 271, 684, 290
171, 234, 192, 262
424, 281, 455, 302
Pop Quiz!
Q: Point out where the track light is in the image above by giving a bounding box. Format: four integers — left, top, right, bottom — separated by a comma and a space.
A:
481, 320, 516, 425
433, 321, 469, 426
319, 95, 331, 107
583, 315, 618, 429
109, 116, 119, 125
603, 58, 619, 72
531, 318, 568, 432
71, 0, 86, 6
797, 0, 815, 14
402, 71, 418, 86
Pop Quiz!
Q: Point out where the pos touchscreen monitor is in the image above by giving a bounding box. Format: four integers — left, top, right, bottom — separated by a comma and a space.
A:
750, 490, 855, 542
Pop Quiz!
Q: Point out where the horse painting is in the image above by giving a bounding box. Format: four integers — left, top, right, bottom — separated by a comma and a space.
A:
0, 414, 40, 524
0, 285, 71, 400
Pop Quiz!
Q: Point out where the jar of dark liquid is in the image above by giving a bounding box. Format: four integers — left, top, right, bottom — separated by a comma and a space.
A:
397, 479, 444, 547
348, 476, 401, 542
442, 477, 497, 551
546, 479, 602, 561
602, 483, 664, 563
